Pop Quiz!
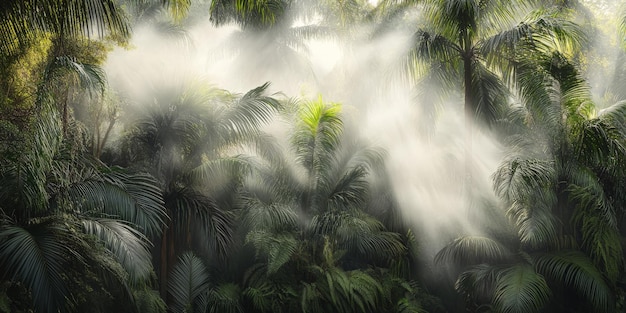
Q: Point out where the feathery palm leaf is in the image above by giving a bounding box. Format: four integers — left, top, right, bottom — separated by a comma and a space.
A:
219, 82, 281, 143
246, 230, 299, 274
206, 283, 243, 313
0, 0, 129, 56
506, 199, 558, 249
81, 217, 153, 283
308, 264, 384, 313
493, 264, 551, 313
168, 252, 211, 313
330, 212, 406, 261
66, 169, 167, 236
45, 56, 107, 94
454, 263, 502, 304
168, 189, 235, 257
434, 236, 511, 266
242, 199, 299, 233
0, 219, 75, 313
534, 250, 613, 312
598, 100, 626, 133
292, 97, 343, 176
569, 182, 623, 283
493, 158, 555, 203
470, 61, 509, 125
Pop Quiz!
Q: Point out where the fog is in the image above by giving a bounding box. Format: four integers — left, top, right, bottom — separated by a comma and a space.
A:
104, 4, 507, 257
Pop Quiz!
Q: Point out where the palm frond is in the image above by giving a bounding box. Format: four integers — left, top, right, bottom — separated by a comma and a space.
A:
67, 169, 167, 237
574, 118, 626, 168
492, 158, 554, 203
569, 181, 622, 283
46, 56, 107, 95
324, 165, 369, 211
479, 22, 534, 70
568, 169, 616, 229
0, 220, 74, 313
332, 212, 407, 261
0, 0, 130, 56
469, 61, 509, 125
292, 97, 343, 179
512, 59, 561, 129
81, 218, 153, 283
169, 189, 235, 257
506, 199, 558, 249
396, 296, 426, 313
455, 263, 501, 304
404, 28, 460, 85
243, 263, 299, 312
213, 0, 287, 29
206, 283, 243, 313
191, 157, 252, 186
246, 230, 298, 274
0, 96, 61, 214
162, 0, 192, 21
493, 264, 551, 313
246, 132, 288, 170
168, 252, 211, 313
409, 29, 461, 62
219, 82, 281, 144
527, 10, 587, 54
310, 265, 384, 312
534, 250, 614, 312
242, 198, 299, 233
598, 100, 626, 136
434, 236, 511, 266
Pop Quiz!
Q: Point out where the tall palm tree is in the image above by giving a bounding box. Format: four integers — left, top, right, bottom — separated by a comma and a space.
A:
118, 80, 281, 299
434, 50, 626, 313
398, 0, 584, 210
237, 96, 425, 312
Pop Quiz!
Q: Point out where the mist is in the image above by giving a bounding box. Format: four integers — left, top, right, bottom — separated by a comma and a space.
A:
104, 4, 507, 258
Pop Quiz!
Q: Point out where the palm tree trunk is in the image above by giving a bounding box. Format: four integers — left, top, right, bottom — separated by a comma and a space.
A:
159, 224, 175, 300
159, 227, 169, 299
462, 35, 474, 215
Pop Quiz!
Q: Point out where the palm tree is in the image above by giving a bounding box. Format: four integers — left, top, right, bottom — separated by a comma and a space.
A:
117, 80, 281, 299
433, 50, 626, 313
396, 0, 584, 210
236, 96, 425, 312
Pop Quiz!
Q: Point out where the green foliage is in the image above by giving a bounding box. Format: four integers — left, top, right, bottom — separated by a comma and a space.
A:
535, 251, 614, 312
435, 236, 510, 266
168, 252, 211, 313
493, 264, 551, 313
133, 288, 167, 313
0, 0, 129, 56
0, 219, 73, 313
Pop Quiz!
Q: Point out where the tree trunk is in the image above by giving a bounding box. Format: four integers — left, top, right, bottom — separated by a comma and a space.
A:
159, 223, 176, 301
159, 226, 169, 299
462, 35, 474, 215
